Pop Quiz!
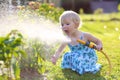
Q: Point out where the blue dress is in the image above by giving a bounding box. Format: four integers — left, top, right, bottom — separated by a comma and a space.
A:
61, 35, 101, 74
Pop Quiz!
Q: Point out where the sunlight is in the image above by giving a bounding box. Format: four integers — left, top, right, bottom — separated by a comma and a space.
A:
104, 25, 107, 29
115, 27, 119, 31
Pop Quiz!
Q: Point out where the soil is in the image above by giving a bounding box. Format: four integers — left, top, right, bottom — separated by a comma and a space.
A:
20, 68, 47, 80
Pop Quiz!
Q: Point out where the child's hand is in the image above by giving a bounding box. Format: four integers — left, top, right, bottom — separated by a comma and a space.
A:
96, 45, 102, 51
51, 55, 57, 65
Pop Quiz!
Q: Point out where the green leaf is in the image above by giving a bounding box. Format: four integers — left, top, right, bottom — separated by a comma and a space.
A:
14, 62, 20, 79
0, 54, 5, 61
19, 50, 26, 57
13, 52, 19, 58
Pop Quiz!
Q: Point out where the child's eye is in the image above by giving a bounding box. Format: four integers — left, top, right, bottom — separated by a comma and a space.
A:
66, 23, 69, 25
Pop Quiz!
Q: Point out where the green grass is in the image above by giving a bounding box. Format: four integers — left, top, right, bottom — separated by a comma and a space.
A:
81, 12, 120, 21
45, 13, 120, 80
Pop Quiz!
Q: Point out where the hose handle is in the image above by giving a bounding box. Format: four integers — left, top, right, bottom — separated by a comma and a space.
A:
77, 39, 96, 49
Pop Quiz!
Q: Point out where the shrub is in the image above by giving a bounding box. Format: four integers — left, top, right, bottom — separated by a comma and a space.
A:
118, 3, 120, 12
20, 39, 56, 75
94, 8, 103, 14
79, 8, 84, 14
0, 30, 26, 79
36, 3, 64, 22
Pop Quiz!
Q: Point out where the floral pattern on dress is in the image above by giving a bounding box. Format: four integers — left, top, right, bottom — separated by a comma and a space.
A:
61, 40, 101, 74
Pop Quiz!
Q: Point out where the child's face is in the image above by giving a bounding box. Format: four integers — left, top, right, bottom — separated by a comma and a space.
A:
61, 17, 77, 36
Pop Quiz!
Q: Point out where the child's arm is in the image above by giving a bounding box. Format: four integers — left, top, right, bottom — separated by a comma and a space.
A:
51, 43, 67, 65
84, 32, 103, 51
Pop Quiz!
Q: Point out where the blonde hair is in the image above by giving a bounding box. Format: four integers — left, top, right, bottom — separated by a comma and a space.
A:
59, 10, 82, 27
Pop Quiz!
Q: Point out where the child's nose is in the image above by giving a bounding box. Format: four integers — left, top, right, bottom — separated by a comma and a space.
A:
62, 24, 67, 28
62, 25, 66, 30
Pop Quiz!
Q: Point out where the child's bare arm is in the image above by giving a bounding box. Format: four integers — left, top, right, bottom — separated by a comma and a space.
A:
51, 43, 67, 65
84, 32, 103, 51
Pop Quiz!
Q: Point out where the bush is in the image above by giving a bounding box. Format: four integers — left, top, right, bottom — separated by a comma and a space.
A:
36, 3, 64, 22
20, 39, 56, 75
118, 3, 120, 12
94, 8, 103, 14
0, 30, 25, 79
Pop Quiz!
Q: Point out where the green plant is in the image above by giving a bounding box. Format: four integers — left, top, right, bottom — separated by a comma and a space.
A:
94, 8, 103, 14
20, 39, 54, 74
20, 38, 58, 79
118, 3, 120, 11
0, 30, 26, 79
37, 3, 64, 22
17, 2, 64, 22
79, 8, 84, 14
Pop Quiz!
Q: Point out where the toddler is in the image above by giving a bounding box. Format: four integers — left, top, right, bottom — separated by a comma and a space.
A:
51, 10, 102, 74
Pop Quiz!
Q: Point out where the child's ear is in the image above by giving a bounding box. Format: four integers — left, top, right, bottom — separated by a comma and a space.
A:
75, 22, 79, 28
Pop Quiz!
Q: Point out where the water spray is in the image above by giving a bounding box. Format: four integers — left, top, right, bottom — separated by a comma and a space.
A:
77, 39, 112, 75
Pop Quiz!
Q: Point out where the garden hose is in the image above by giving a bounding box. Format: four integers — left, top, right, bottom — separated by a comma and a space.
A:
77, 39, 112, 74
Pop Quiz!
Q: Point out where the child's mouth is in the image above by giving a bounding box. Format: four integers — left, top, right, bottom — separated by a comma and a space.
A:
64, 30, 69, 34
